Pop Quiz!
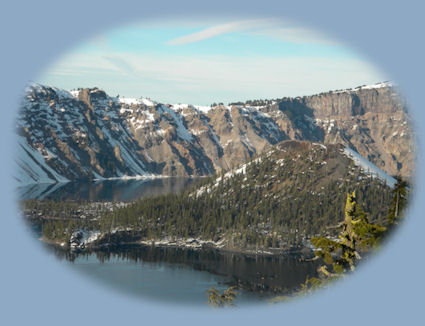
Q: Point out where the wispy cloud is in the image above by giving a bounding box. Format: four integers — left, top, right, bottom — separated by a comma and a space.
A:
103, 56, 139, 78
166, 19, 272, 45
167, 19, 339, 47
44, 51, 383, 103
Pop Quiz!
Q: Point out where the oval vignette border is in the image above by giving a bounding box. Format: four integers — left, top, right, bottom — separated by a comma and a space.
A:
1, 1, 424, 326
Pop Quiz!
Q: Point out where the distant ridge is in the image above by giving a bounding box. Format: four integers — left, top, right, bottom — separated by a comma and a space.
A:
15, 82, 414, 185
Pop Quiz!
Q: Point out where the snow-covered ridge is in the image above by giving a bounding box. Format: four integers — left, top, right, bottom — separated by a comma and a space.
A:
170, 103, 219, 114
343, 147, 396, 188
16, 82, 410, 186
32, 83, 235, 114
118, 97, 156, 107
27, 81, 393, 113
26, 82, 75, 100
331, 81, 393, 94
17, 83, 224, 185
357, 81, 393, 90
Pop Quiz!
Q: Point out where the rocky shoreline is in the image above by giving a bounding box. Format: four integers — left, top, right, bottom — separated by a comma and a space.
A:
41, 231, 315, 259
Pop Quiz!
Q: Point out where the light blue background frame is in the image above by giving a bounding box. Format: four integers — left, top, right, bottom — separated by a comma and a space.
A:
1, 1, 423, 325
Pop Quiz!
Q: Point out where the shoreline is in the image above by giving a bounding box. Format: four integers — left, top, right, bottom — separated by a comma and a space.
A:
40, 235, 315, 259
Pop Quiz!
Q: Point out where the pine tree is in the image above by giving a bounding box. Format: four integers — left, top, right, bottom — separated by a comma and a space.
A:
387, 176, 408, 226
311, 191, 386, 277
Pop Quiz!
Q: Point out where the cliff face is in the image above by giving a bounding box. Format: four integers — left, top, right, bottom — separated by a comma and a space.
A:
15, 82, 414, 185
299, 84, 413, 178
302, 85, 404, 118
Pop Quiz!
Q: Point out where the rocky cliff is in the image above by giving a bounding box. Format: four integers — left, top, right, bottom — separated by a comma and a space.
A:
15, 82, 414, 185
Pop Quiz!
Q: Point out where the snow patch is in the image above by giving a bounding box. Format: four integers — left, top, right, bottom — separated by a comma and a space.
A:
194, 105, 214, 114
313, 143, 327, 150
332, 81, 393, 94
343, 147, 396, 188
119, 97, 155, 106
15, 136, 69, 186
159, 105, 193, 142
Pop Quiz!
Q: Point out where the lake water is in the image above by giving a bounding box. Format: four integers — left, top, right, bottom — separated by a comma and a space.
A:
20, 178, 320, 305
47, 244, 320, 306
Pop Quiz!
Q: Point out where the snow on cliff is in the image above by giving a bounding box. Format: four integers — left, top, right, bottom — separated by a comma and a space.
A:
15, 136, 69, 186
343, 147, 396, 188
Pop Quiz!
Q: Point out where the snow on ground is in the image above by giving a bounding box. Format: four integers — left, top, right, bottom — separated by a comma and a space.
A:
69, 90, 80, 98
159, 104, 193, 142
332, 81, 393, 94
171, 103, 189, 111
118, 97, 143, 105
97, 120, 147, 176
93, 174, 169, 181
85, 231, 102, 244
51, 87, 73, 99
118, 97, 156, 106
207, 125, 222, 148
15, 136, 69, 186
195, 157, 263, 197
357, 81, 392, 90
194, 105, 214, 114
343, 147, 396, 188
141, 98, 155, 106
70, 230, 102, 249
138, 237, 227, 250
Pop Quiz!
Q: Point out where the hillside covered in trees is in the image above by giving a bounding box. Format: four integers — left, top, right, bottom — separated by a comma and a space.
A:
22, 140, 396, 254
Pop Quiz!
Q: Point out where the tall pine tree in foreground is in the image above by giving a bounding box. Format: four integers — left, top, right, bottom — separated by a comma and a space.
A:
308, 192, 386, 283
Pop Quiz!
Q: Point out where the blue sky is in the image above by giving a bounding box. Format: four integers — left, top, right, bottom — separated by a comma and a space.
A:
39, 19, 386, 105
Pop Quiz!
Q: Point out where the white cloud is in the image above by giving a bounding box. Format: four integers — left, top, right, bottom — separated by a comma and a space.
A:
103, 56, 140, 78
166, 19, 272, 45
166, 19, 339, 46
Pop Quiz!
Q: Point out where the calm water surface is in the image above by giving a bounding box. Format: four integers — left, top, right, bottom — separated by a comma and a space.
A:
22, 178, 319, 305
48, 244, 319, 305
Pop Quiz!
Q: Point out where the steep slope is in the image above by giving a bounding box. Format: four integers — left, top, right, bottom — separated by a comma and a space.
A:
247, 82, 414, 178
15, 82, 414, 185
15, 135, 69, 185
126, 140, 394, 248
16, 84, 150, 183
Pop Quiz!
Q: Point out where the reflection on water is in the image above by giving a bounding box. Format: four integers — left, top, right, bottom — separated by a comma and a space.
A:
48, 244, 320, 305
22, 177, 320, 305
17, 177, 201, 201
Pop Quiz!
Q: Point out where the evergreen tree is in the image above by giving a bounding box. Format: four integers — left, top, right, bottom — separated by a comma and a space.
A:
311, 192, 386, 277
387, 176, 408, 226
